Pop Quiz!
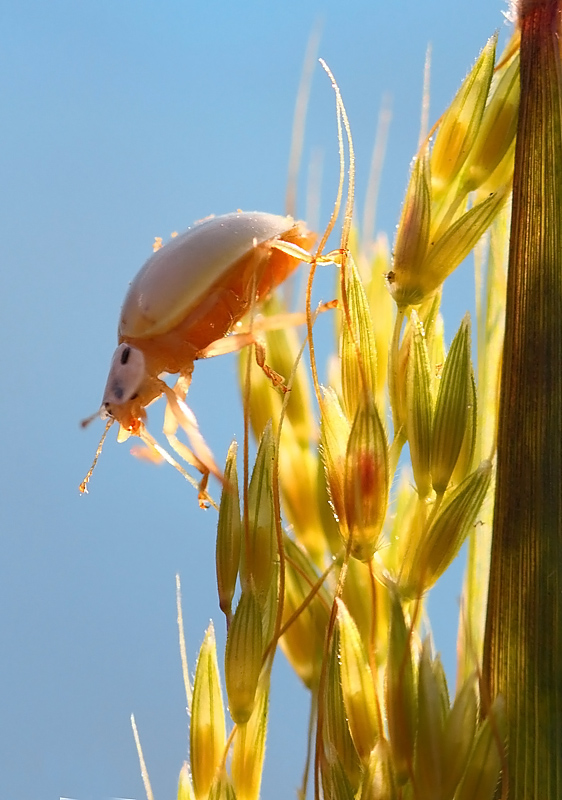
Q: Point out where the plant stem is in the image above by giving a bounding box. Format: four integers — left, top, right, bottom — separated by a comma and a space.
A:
482, 2, 562, 797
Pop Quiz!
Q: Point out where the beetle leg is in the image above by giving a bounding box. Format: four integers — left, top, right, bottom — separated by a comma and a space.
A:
159, 381, 223, 489
130, 439, 165, 465
158, 431, 212, 508
271, 239, 345, 266
162, 371, 193, 440
200, 301, 337, 391
252, 340, 287, 389
199, 331, 255, 359
136, 422, 216, 510
231, 302, 338, 335
200, 304, 337, 356
174, 372, 193, 398
199, 330, 287, 390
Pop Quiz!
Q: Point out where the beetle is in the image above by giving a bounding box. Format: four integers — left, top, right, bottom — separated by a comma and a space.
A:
81, 211, 316, 504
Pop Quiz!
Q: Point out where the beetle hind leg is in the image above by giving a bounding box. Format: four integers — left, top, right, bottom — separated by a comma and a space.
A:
252, 339, 287, 390
199, 329, 288, 391
271, 239, 345, 266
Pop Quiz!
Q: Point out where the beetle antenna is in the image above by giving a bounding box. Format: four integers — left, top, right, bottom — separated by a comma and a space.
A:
80, 407, 103, 428
79, 419, 114, 493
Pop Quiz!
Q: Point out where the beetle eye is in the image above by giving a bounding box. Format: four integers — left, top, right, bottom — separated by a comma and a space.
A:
102, 344, 146, 407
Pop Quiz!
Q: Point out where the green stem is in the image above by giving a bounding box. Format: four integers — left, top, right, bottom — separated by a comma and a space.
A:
482, 3, 562, 798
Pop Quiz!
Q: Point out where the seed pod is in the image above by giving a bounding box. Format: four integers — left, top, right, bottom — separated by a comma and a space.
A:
417, 289, 443, 349
365, 234, 394, 405
344, 396, 389, 561
442, 674, 478, 798
390, 318, 412, 438
190, 623, 226, 800
278, 431, 326, 563
387, 149, 432, 307
385, 594, 416, 784
431, 314, 472, 495
216, 441, 241, 625
323, 628, 363, 791
461, 51, 519, 193
419, 187, 510, 299
426, 460, 492, 586
342, 557, 388, 666
320, 387, 352, 535
341, 253, 378, 421
358, 739, 397, 800
317, 451, 345, 557
454, 695, 506, 800
450, 368, 477, 487
400, 460, 492, 597
260, 558, 280, 652
406, 311, 433, 498
279, 536, 331, 689
386, 472, 419, 576
431, 654, 450, 722
207, 769, 236, 800
321, 752, 356, 800
474, 139, 515, 203
427, 309, 445, 395
414, 640, 444, 799
177, 763, 196, 800
240, 422, 276, 602
231, 680, 269, 800
431, 35, 497, 195
225, 586, 264, 724
336, 598, 381, 762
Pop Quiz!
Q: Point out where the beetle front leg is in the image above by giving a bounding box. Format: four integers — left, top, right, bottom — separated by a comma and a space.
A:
134, 422, 214, 509
173, 372, 192, 399
161, 371, 193, 440
159, 381, 223, 496
160, 427, 211, 508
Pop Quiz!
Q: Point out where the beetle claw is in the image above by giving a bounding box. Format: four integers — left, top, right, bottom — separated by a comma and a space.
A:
197, 472, 211, 509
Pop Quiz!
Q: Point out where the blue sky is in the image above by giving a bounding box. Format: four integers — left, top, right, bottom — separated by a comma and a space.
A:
1, 2, 509, 799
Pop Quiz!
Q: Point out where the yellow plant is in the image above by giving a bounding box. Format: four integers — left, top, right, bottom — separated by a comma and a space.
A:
133, 3, 562, 797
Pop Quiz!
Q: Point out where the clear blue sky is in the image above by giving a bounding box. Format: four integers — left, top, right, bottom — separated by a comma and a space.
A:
1, 2, 509, 799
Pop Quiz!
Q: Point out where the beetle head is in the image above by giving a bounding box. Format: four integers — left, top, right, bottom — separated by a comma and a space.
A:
101, 343, 150, 431
80, 343, 157, 493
